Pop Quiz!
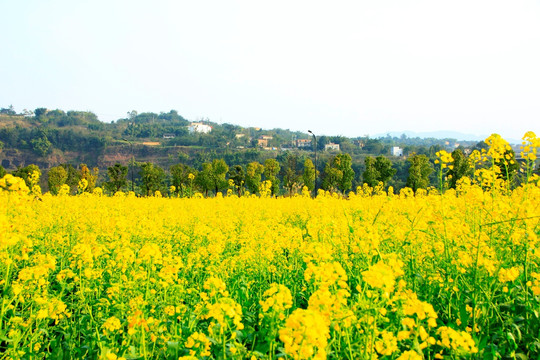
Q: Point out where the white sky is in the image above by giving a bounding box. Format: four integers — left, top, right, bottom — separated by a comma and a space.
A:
1, 0, 539, 140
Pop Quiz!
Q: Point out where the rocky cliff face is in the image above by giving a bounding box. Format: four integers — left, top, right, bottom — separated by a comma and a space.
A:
0, 144, 190, 172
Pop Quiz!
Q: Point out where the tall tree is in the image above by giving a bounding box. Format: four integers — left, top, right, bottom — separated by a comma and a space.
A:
61, 164, 80, 193
105, 163, 128, 193
195, 163, 214, 197
210, 159, 229, 195
494, 148, 519, 184
406, 154, 433, 192
139, 162, 165, 196
195, 159, 229, 196
282, 154, 302, 196
322, 165, 342, 192
229, 165, 245, 196
302, 158, 316, 193
362, 156, 379, 188
245, 161, 264, 194
170, 163, 197, 197
447, 149, 472, 189
337, 153, 355, 193
47, 166, 68, 195
79, 164, 99, 192
324, 153, 354, 194
264, 158, 281, 196
375, 156, 396, 187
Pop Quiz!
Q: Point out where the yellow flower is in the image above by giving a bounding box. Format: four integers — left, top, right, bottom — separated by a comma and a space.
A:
279, 309, 329, 360
103, 316, 122, 334
396, 350, 423, 360
437, 326, 478, 354
260, 283, 293, 314
185, 332, 211, 357
375, 330, 398, 355
498, 267, 520, 283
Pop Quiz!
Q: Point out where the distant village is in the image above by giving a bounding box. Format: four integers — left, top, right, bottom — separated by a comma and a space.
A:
161, 120, 477, 157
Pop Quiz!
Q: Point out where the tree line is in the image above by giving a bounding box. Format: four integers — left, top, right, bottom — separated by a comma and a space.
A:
1, 146, 533, 197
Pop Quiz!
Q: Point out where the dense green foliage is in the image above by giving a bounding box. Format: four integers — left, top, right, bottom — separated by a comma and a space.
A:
406, 154, 434, 191
3, 106, 533, 197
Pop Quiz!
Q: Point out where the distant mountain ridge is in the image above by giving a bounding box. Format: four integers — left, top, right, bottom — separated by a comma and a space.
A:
374, 130, 519, 144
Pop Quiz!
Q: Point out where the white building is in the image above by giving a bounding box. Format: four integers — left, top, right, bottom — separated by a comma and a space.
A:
392, 146, 403, 157
325, 143, 340, 151
188, 122, 212, 134
296, 139, 312, 148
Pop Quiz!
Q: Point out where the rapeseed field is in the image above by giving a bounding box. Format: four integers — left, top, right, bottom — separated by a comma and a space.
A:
0, 133, 539, 359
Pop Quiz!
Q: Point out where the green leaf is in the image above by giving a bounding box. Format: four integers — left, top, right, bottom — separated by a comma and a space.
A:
510, 323, 522, 342
506, 332, 518, 350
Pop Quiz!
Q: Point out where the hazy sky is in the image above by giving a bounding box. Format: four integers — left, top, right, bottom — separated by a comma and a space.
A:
1, 0, 539, 140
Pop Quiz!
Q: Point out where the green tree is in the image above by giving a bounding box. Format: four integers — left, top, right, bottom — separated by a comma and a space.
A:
363, 155, 396, 188
229, 165, 245, 196
61, 164, 80, 193
34, 107, 48, 119
282, 154, 302, 196
105, 163, 128, 193
494, 148, 519, 185
195, 159, 229, 196
447, 149, 472, 189
79, 164, 99, 192
323, 153, 354, 194
406, 154, 433, 192
47, 166, 68, 195
264, 158, 281, 196
195, 163, 214, 197
210, 159, 229, 195
302, 158, 316, 192
12, 164, 41, 188
0, 105, 16, 115
170, 163, 197, 197
322, 165, 342, 192
245, 162, 264, 194
0, 164, 6, 178
375, 156, 396, 187
362, 156, 379, 187
139, 162, 165, 196
31, 135, 52, 157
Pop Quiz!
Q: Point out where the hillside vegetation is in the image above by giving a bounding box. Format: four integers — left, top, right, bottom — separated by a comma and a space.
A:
1, 106, 533, 195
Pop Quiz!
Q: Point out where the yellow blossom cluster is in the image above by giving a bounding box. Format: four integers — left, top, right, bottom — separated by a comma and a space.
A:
260, 283, 293, 314
361, 257, 404, 295
184, 331, 212, 357
279, 309, 329, 360
521, 131, 539, 162
437, 326, 478, 354
0, 174, 29, 193
435, 150, 454, 169
498, 267, 520, 283
102, 316, 122, 334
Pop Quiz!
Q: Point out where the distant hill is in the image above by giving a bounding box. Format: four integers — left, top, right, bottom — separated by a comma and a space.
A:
0, 107, 502, 172
375, 130, 521, 144
374, 130, 488, 142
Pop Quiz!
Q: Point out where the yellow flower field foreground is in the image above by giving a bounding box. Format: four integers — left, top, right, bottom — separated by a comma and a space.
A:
1, 183, 540, 359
